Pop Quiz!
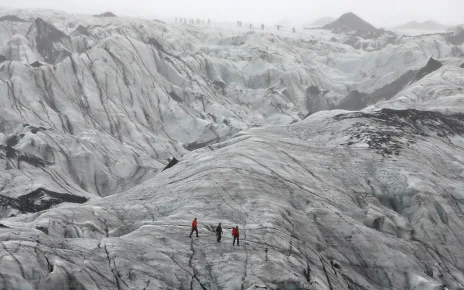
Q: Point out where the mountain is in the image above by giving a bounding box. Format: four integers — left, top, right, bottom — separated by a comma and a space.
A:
396, 20, 451, 31
1, 8, 464, 290
308, 17, 335, 27
323, 12, 378, 32
93, 12, 117, 18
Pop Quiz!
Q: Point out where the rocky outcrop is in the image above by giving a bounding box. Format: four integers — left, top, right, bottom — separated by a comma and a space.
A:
29, 18, 72, 64
411, 57, 443, 83
0, 187, 88, 215
335, 90, 367, 110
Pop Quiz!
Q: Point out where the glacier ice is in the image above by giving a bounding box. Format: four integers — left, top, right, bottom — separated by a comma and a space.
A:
0, 7, 463, 290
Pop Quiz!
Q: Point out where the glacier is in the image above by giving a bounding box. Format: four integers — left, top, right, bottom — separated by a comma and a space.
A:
0, 7, 463, 290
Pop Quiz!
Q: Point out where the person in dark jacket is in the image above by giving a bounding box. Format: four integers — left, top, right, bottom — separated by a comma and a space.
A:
232, 226, 240, 246
216, 223, 223, 242
189, 218, 198, 237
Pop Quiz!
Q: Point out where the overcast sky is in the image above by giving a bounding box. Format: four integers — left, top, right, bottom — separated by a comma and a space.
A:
1, 0, 462, 27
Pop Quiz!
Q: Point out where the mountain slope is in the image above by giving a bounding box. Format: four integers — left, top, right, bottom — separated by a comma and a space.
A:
323, 12, 378, 32
2, 89, 464, 289
0, 8, 464, 290
396, 20, 450, 31
0, 8, 462, 215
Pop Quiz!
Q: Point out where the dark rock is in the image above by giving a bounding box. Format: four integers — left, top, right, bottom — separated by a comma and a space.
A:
411, 57, 442, 82
30, 61, 45, 68
306, 85, 331, 113
71, 25, 91, 37
447, 27, 464, 45
35, 226, 48, 235
307, 85, 321, 96
93, 12, 117, 18
33, 18, 72, 64
335, 108, 464, 156
6, 135, 20, 147
0, 188, 88, 214
0, 15, 27, 22
336, 59, 442, 111
460, 63, 464, 68
0, 55, 7, 64
336, 90, 367, 111
169, 91, 183, 103
185, 140, 215, 151
366, 70, 416, 104
162, 157, 179, 172
0, 224, 10, 228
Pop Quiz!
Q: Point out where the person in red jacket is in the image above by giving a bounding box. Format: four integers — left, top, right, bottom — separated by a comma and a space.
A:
232, 226, 240, 246
189, 218, 198, 237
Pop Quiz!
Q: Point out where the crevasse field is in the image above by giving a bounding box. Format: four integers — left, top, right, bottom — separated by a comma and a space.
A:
0, 8, 464, 290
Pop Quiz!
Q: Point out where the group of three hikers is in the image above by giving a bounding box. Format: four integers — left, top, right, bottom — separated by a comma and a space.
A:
189, 218, 240, 246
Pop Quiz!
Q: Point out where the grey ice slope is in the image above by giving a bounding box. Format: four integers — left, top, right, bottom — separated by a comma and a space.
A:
0, 6, 463, 225
0, 8, 463, 289
1, 66, 464, 289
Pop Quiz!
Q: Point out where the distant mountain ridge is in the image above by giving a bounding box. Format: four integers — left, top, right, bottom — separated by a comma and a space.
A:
396, 20, 451, 30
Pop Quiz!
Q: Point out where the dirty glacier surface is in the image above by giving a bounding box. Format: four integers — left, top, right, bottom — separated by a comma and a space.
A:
0, 8, 464, 290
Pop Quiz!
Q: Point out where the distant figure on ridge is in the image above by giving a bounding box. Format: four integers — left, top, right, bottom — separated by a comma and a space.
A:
216, 223, 223, 242
250, 23, 252, 29
277, 25, 280, 31
261, 24, 264, 30
293, 27, 296, 33
232, 226, 240, 246
189, 218, 199, 237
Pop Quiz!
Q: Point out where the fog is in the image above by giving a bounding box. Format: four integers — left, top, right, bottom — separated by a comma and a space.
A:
0, 0, 463, 27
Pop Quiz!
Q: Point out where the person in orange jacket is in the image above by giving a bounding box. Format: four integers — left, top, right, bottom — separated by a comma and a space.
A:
232, 226, 240, 246
189, 218, 199, 237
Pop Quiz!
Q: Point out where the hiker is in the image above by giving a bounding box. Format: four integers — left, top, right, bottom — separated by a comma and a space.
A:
189, 218, 199, 237
232, 226, 240, 246
216, 223, 223, 242
293, 27, 296, 33
261, 24, 264, 30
